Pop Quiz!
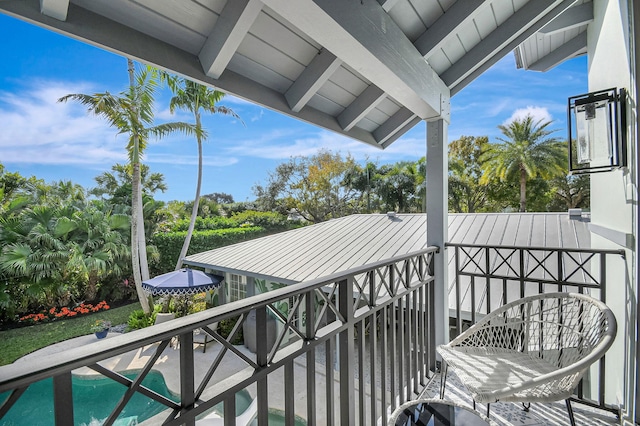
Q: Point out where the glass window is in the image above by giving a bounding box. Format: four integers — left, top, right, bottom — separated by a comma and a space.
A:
229, 274, 246, 302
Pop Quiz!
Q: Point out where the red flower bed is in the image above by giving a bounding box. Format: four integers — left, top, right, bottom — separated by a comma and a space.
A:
19, 301, 110, 324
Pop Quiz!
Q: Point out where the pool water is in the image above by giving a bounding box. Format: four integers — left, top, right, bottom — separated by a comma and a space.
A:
0, 371, 177, 425
0, 372, 259, 426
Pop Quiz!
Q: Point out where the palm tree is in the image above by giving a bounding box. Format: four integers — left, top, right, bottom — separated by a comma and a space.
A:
480, 115, 565, 212
0, 203, 130, 307
162, 74, 240, 270
59, 60, 195, 313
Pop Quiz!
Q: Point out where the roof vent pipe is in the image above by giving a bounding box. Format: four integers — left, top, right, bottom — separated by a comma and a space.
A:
387, 211, 397, 218
568, 208, 582, 219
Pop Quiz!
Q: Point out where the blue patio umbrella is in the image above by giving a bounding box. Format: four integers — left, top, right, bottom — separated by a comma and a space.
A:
142, 268, 224, 296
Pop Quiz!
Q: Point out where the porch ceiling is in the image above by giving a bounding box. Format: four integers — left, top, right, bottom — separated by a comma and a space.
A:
1, 0, 577, 148
514, 0, 591, 71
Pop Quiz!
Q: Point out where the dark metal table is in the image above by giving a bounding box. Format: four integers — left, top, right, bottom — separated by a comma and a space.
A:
389, 399, 495, 426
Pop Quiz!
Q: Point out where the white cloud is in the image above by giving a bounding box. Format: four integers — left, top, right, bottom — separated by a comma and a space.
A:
0, 80, 214, 167
146, 153, 238, 167
503, 106, 553, 126
223, 128, 427, 163
251, 109, 264, 122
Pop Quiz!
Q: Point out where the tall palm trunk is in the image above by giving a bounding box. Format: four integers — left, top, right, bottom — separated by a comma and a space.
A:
128, 59, 150, 314
137, 189, 150, 280
519, 166, 527, 212
175, 110, 203, 270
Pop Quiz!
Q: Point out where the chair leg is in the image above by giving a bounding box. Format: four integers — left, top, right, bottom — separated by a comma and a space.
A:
439, 363, 448, 399
486, 403, 490, 419
566, 399, 576, 426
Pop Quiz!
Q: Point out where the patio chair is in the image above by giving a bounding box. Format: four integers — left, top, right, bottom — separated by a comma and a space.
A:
437, 292, 617, 426
193, 322, 218, 353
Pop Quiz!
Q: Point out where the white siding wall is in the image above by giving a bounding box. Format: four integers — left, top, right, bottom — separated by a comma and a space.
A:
587, 0, 637, 422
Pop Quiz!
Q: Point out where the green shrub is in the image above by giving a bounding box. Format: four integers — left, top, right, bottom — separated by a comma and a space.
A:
218, 316, 243, 345
152, 226, 269, 273
230, 211, 290, 230
169, 216, 239, 232
167, 211, 289, 233
127, 309, 154, 330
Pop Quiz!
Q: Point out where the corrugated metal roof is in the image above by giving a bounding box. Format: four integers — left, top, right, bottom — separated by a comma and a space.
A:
184, 212, 591, 284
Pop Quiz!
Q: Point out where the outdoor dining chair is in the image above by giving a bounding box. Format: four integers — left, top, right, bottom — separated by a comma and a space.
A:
437, 292, 617, 426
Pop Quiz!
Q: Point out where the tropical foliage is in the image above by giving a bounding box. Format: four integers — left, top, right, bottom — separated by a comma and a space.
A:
59, 60, 196, 313
162, 73, 240, 270
2, 80, 584, 330
254, 150, 364, 222
480, 115, 566, 212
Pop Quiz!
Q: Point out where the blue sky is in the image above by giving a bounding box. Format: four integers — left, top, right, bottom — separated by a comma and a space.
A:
0, 13, 588, 203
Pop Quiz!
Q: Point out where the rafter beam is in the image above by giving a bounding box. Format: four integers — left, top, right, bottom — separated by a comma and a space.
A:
40, 0, 68, 21
285, 49, 342, 113
415, 0, 487, 58
0, 0, 383, 149
337, 85, 386, 131
261, 0, 450, 121
380, 116, 421, 148
373, 108, 416, 146
377, 0, 400, 13
199, 0, 263, 79
529, 32, 587, 71
446, 0, 577, 95
539, 2, 593, 35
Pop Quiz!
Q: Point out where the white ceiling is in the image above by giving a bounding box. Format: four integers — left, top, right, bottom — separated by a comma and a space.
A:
1, 0, 584, 149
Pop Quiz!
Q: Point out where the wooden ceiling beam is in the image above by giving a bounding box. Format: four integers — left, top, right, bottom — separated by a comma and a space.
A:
285, 48, 342, 113
198, 0, 263, 79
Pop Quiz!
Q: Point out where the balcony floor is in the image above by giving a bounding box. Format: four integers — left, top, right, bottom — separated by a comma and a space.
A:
420, 372, 619, 426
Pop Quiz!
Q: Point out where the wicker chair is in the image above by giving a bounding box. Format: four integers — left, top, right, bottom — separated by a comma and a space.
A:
437, 292, 617, 426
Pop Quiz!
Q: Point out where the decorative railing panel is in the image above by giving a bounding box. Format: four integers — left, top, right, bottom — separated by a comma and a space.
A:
447, 243, 625, 416
0, 247, 437, 426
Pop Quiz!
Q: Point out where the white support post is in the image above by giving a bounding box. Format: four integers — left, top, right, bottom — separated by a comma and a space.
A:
426, 119, 449, 346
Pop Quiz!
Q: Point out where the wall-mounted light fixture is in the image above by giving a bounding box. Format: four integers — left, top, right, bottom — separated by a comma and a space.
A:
568, 88, 626, 174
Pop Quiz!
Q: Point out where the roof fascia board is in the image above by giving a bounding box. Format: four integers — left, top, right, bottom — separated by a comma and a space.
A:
442, 0, 574, 89
539, 2, 593, 35
528, 32, 587, 71
449, 0, 577, 95
183, 260, 298, 285
198, 0, 263, 80
285, 48, 342, 113
40, 0, 68, 21
0, 0, 384, 148
337, 85, 386, 131
261, 0, 450, 121
414, 0, 488, 59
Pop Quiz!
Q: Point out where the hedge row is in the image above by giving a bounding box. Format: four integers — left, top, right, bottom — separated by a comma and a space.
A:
152, 226, 270, 273
169, 211, 290, 232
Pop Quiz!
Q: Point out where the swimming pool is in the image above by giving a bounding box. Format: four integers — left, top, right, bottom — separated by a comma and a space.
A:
0, 371, 178, 425
0, 371, 256, 426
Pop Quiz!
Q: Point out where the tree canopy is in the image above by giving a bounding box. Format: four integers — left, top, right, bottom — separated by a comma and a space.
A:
480, 115, 566, 212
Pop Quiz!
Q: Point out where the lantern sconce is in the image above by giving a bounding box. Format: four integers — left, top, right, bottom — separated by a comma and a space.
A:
568, 88, 626, 174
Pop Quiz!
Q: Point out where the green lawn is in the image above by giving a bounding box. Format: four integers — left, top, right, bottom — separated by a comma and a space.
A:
0, 302, 141, 366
